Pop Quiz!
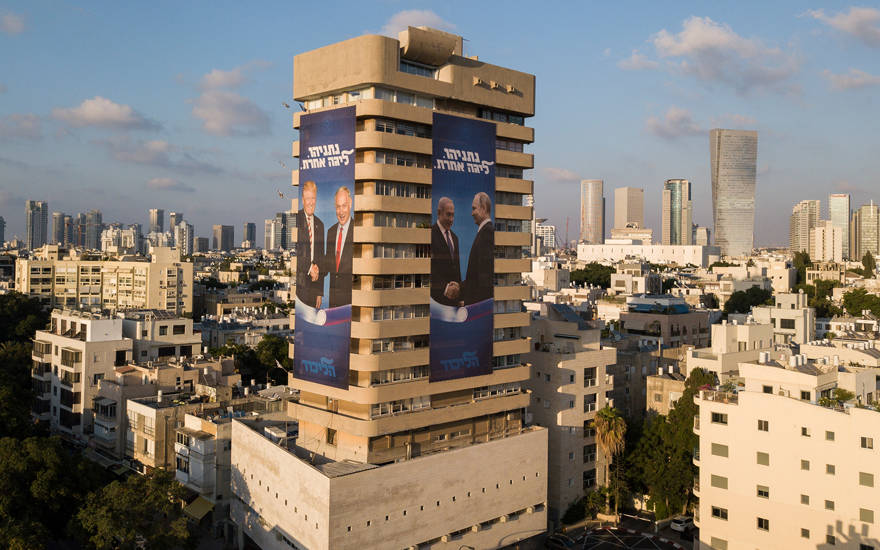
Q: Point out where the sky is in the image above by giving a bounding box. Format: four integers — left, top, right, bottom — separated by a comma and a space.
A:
1, 1, 879, 247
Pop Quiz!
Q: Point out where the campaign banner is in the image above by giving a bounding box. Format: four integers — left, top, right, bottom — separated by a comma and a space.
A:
294, 106, 355, 390
430, 113, 495, 382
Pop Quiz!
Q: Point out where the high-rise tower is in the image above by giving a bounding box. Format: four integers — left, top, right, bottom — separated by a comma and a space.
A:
851, 201, 880, 262
661, 179, 693, 245
789, 200, 820, 254
710, 129, 757, 257
829, 193, 851, 259
580, 179, 604, 244
613, 186, 644, 230
148, 208, 164, 234
25, 200, 48, 250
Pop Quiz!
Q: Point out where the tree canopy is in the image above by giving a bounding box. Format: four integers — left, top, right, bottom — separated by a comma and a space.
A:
863, 252, 876, 279
842, 289, 880, 317
792, 251, 812, 285
570, 263, 614, 288
723, 285, 772, 315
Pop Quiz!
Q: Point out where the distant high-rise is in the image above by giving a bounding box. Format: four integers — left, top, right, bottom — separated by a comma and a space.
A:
851, 201, 880, 262
168, 212, 182, 231
535, 223, 557, 252
693, 225, 710, 246
212, 224, 234, 252
264, 218, 279, 250
84, 210, 103, 250
62, 215, 73, 246
148, 208, 164, 234
25, 200, 48, 250
0, 216, 5, 244
580, 179, 604, 244
243, 222, 256, 248
811, 220, 843, 263
829, 193, 851, 259
194, 237, 209, 253
661, 179, 693, 245
51, 212, 65, 245
173, 221, 194, 256
789, 200, 820, 254
710, 129, 757, 257
613, 187, 644, 230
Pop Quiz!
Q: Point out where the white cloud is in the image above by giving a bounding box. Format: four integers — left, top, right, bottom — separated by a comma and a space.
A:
645, 106, 703, 139
823, 68, 880, 90
712, 113, 757, 128
618, 49, 659, 70
543, 167, 580, 183
651, 16, 799, 94
199, 60, 271, 90
192, 90, 270, 136
51, 96, 160, 130
99, 136, 220, 175
807, 7, 880, 47
0, 113, 41, 140
146, 177, 195, 193
1, 13, 24, 35
381, 10, 455, 37
833, 180, 868, 193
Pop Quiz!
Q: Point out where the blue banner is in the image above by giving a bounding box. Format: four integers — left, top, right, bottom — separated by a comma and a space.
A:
430, 113, 495, 382
294, 106, 355, 390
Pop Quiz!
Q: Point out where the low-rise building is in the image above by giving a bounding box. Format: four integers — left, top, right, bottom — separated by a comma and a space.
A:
200, 310, 291, 348
751, 291, 816, 345
577, 240, 721, 268
645, 367, 686, 417
608, 261, 662, 297
686, 320, 774, 382
618, 295, 710, 350
525, 303, 616, 525
120, 309, 203, 362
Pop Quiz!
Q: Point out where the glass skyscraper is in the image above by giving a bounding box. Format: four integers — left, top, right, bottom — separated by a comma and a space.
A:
710, 129, 758, 257
829, 193, 851, 259
580, 179, 604, 244
662, 178, 692, 245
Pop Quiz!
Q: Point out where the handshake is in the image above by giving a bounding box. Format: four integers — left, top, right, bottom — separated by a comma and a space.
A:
308, 263, 320, 282
444, 281, 462, 304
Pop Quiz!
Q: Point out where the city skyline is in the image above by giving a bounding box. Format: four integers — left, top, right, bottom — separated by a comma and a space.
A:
2, 3, 879, 246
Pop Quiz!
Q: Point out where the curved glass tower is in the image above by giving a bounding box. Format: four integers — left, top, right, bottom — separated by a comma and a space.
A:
710, 129, 757, 257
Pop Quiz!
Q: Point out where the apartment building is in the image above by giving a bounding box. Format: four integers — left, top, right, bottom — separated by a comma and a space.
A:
618, 295, 710, 350
231, 26, 544, 550
200, 310, 291, 348
694, 355, 880, 550
525, 303, 616, 526
119, 309, 203, 362
686, 320, 774, 382
608, 261, 662, 297
31, 309, 133, 439
645, 368, 686, 417
751, 291, 816, 345
15, 245, 193, 314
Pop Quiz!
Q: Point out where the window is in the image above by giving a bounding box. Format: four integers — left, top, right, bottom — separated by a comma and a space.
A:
711, 443, 728, 457
711, 475, 728, 489
827, 534, 836, 545
826, 464, 836, 475
756, 451, 769, 466
762, 385, 773, 394
800, 390, 811, 400
172, 324, 185, 335
327, 428, 337, 446
801, 494, 810, 505
711, 412, 728, 425
861, 508, 874, 524
860, 472, 875, 487
825, 500, 835, 511
780, 318, 796, 329
862, 436, 874, 449
159, 325, 168, 336
801, 528, 810, 539
756, 517, 769, 531
801, 459, 810, 470
756, 485, 769, 499
861, 545, 875, 550
710, 538, 728, 550
801, 426, 810, 437
711, 507, 728, 520
826, 430, 835, 441
757, 419, 769, 431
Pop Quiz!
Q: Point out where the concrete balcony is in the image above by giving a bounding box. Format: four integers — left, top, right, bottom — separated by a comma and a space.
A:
353, 257, 429, 275
494, 337, 530, 357
352, 287, 429, 307
355, 195, 430, 214
351, 318, 429, 339
495, 204, 532, 220
353, 226, 430, 244
495, 311, 530, 329
496, 149, 534, 169
494, 285, 530, 301
350, 349, 429, 372
495, 177, 533, 195
495, 258, 531, 273
495, 231, 530, 247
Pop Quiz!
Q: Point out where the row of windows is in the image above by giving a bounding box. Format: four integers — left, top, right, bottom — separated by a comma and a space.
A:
371, 274, 429, 289
711, 506, 875, 529
398, 59, 437, 79
374, 150, 432, 169
371, 335, 429, 353
374, 181, 431, 199
715, 412, 876, 450
370, 365, 429, 386
371, 304, 429, 321
373, 212, 431, 228
370, 395, 431, 417
496, 191, 524, 206
494, 300, 522, 313
372, 243, 431, 258
474, 383, 521, 400
494, 327, 522, 342
374, 117, 431, 138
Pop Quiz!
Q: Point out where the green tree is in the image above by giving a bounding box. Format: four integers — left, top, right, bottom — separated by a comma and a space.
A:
0, 437, 108, 549
77, 469, 194, 550
570, 263, 614, 288
593, 406, 626, 514
723, 286, 773, 314
863, 252, 876, 279
842, 289, 880, 317
256, 334, 292, 385
792, 251, 812, 285
0, 342, 39, 438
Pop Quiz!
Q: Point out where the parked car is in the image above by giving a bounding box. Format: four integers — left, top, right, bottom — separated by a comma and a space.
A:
670, 515, 694, 532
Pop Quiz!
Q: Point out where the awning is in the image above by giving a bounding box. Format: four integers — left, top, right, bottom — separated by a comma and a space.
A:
183, 496, 214, 522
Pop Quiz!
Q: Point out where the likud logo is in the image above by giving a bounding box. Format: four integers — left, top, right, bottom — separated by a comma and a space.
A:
301, 357, 337, 377
439, 351, 480, 372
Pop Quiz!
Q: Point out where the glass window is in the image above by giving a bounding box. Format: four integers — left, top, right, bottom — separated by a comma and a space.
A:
825, 500, 835, 511
756, 517, 769, 531
860, 472, 874, 487
711, 507, 728, 520
711, 475, 728, 489
756, 451, 769, 466
757, 419, 769, 431
801, 528, 810, 539
826, 430, 835, 441
711, 443, 729, 457
756, 485, 769, 499
862, 436, 874, 449
861, 508, 874, 524
801, 426, 810, 437
801, 459, 810, 470
801, 494, 810, 505
826, 464, 836, 475
711, 412, 728, 425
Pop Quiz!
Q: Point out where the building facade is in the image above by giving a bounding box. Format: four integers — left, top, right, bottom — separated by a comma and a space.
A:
811, 220, 843, 263
25, 199, 48, 250
662, 179, 693, 246
852, 201, 880, 263
212, 224, 234, 252
580, 179, 604, 244
242, 222, 256, 248
710, 129, 757, 257
614, 186, 644, 230
789, 199, 820, 254
829, 193, 851, 260
149, 208, 164, 234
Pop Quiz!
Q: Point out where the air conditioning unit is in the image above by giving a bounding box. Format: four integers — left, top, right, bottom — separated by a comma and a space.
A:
490, 80, 501, 89
506, 84, 517, 93
472, 76, 484, 86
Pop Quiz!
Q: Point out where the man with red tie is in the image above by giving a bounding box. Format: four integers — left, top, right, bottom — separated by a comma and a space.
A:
323, 186, 354, 308
295, 180, 325, 309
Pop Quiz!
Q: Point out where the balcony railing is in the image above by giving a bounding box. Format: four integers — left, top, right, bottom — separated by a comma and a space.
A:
693, 448, 700, 461
693, 415, 700, 431
584, 378, 597, 388
701, 390, 738, 404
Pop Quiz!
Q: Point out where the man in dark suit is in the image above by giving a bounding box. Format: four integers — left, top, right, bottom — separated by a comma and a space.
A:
431, 197, 462, 306
461, 191, 494, 305
295, 180, 325, 309
323, 186, 354, 308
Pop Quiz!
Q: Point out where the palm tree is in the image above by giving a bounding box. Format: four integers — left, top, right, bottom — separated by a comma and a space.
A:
594, 405, 626, 514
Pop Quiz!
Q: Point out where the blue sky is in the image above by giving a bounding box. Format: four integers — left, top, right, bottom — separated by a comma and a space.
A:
1, 1, 879, 246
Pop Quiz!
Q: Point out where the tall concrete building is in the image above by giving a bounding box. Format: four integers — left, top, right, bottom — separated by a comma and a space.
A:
84, 209, 103, 250
661, 179, 693, 245
810, 220, 843, 263
613, 186, 644, 230
829, 193, 851, 259
535, 222, 557, 252
168, 211, 182, 231
212, 224, 234, 252
851, 201, 880, 262
0, 215, 5, 244
25, 200, 48, 250
52, 211, 66, 245
789, 199, 820, 254
148, 208, 164, 234
710, 129, 757, 257
230, 26, 545, 550
580, 179, 604, 244
242, 222, 256, 248
173, 220, 194, 256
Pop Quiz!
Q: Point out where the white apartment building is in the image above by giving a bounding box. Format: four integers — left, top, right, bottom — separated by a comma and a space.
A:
577, 240, 721, 268
686, 320, 774, 382
31, 309, 133, 439
695, 355, 880, 550
608, 262, 661, 297
525, 303, 617, 526
119, 309, 203, 362
751, 291, 816, 345
812, 220, 844, 263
